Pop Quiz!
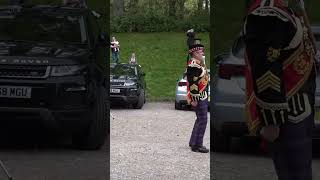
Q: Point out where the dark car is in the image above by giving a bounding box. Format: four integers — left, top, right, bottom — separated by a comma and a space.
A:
110, 63, 146, 109
0, 5, 108, 150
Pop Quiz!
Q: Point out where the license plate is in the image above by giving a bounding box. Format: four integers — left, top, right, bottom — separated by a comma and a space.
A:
110, 89, 120, 93
0, 86, 32, 98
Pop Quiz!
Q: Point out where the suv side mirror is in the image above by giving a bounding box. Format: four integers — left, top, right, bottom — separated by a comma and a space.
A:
91, 10, 102, 19
97, 32, 108, 46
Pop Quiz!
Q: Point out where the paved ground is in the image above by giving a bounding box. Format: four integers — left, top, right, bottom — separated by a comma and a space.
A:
212, 138, 320, 180
110, 102, 210, 180
0, 119, 108, 180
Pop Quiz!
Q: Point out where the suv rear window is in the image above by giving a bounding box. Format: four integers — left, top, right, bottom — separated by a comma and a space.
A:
0, 12, 87, 44
111, 65, 137, 77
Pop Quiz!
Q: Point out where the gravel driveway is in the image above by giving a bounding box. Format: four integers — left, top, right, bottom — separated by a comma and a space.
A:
0, 120, 108, 180
110, 102, 210, 180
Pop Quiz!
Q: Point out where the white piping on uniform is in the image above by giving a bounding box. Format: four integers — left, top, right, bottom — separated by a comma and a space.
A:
260, 0, 267, 7
270, 0, 274, 7
288, 93, 312, 123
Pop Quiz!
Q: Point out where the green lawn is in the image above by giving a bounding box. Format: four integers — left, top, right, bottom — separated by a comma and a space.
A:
112, 32, 210, 101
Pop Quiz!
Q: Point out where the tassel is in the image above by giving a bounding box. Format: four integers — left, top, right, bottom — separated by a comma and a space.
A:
288, 99, 291, 112
297, 94, 303, 111
271, 110, 277, 125
292, 96, 298, 115
261, 109, 268, 126
280, 110, 285, 123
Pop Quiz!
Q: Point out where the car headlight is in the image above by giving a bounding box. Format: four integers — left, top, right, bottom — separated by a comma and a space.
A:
124, 80, 136, 86
50, 65, 86, 77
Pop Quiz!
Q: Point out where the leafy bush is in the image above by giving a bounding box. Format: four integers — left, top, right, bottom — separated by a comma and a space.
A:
111, 11, 209, 33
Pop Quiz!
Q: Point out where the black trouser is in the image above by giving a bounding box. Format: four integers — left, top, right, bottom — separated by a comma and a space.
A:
271, 114, 314, 180
189, 99, 208, 147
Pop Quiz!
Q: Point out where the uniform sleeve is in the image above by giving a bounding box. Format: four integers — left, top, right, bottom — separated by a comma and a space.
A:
244, 13, 296, 126
186, 62, 204, 102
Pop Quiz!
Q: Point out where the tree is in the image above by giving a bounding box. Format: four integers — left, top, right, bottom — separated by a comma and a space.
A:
197, 0, 203, 11
113, 0, 124, 16
111, 0, 209, 32
168, 0, 176, 17
176, 0, 186, 19
126, 0, 139, 14
205, 0, 209, 12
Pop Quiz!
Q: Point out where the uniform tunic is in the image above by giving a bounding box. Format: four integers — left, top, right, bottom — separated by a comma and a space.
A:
244, 1, 316, 179
186, 58, 209, 147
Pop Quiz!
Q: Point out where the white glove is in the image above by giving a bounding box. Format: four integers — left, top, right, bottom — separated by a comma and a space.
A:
260, 125, 280, 142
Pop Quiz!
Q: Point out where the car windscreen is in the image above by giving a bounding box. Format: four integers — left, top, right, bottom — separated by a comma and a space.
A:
111, 65, 137, 77
0, 12, 87, 44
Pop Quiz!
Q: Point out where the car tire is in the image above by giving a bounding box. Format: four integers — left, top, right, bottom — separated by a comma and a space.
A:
213, 128, 230, 152
72, 86, 107, 150
134, 90, 144, 109
175, 101, 181, 110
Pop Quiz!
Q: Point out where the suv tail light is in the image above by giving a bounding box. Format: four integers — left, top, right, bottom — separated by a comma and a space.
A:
178, 81, 187, 86
218, 64, 245, 79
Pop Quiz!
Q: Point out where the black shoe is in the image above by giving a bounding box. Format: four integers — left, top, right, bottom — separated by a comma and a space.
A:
191, 146, 209, 153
